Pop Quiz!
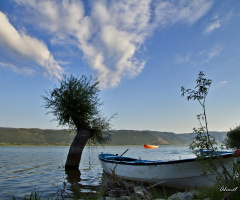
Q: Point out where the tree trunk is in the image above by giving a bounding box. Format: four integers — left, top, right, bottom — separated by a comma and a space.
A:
65, 129, 90, 170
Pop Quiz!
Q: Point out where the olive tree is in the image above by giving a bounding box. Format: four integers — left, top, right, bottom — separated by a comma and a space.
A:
42, 74, 113, 170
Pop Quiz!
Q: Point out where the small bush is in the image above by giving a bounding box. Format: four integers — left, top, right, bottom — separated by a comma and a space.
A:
225, 125, 240, 149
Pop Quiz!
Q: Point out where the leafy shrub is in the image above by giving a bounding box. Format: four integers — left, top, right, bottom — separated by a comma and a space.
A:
225, 125, 240, 149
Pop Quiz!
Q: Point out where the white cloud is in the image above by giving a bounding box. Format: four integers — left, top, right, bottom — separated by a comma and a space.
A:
12, 0, 213, 88
0, 11, 64, 79
204, 18, 221, 35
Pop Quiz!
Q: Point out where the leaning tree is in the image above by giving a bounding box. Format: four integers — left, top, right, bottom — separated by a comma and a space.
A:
42, 74, 113, 170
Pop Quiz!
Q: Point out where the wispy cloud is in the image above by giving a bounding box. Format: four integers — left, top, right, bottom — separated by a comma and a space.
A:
220, 81, 228, 85
204, 17, 221, 35
154, 0, 213, 27
199, 44, 223, 63
213, 80, 228, 90
175, 53, 192, 64
0, 11, 64, 79
175, 44, 223, 65
9, 0, 213, 88
0, 62, 35, 75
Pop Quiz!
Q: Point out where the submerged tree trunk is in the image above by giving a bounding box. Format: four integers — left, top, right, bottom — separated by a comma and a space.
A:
65, 129, 90, 170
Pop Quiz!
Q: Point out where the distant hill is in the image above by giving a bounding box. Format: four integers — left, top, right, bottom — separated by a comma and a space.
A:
106, 130, 227, 146
107, 130, 189, 145
178, 131, 228, 145
0, 128, 75, 146
0, 127, 227, 146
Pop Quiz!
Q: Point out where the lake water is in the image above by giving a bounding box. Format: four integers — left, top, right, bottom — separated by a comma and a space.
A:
0, 145, 194, 199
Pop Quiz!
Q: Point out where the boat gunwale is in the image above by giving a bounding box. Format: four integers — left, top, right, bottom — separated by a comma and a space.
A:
98, 153, 234, 166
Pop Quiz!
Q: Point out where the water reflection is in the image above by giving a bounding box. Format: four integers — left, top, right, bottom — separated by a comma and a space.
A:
64, 169, 81, 198
64, 168, 107, 199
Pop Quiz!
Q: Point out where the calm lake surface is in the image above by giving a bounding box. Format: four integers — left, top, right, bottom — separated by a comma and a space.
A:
0, 145, 194, 199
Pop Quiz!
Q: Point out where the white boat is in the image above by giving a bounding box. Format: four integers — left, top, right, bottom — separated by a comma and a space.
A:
98, 151, 236, 189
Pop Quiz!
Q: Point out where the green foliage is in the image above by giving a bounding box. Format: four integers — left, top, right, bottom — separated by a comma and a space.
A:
181, 71, 212, 146
189, 115, 217, 157
225, 125, 240, 149
181, 71, 212, 102
42, 74, 114, 144
181, 71, 218, 154
42, 75, 100, 129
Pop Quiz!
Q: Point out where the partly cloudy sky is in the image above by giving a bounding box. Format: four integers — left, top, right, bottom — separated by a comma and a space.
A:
1, 0, 240, 133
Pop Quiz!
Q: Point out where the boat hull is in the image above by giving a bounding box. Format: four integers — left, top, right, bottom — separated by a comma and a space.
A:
99, 154, 235, 189
144, 144, 158, 148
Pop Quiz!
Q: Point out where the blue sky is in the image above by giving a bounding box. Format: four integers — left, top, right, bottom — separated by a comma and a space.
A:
0, 0, 240, 133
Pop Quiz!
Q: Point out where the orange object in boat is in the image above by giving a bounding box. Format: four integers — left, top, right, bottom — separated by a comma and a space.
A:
144, 144, 159, 148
